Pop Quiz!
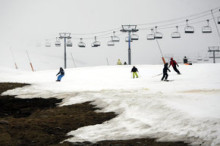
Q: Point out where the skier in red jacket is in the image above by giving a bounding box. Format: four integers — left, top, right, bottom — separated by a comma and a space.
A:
169, 58, 181, 74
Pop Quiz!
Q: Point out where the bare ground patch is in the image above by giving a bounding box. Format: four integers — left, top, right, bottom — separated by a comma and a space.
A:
0, 83, 188, 146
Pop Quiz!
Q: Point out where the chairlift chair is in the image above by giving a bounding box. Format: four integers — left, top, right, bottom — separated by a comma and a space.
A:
91, 36, 101, 47
66, 39, 72, 47
197, 57, 203, 61
107, 41, 114, 46
45, 40, 51, 47
154, 26, 163, 39
171, 26, 181, 38
185, 19, 194, 33
202, 20, 212, 33
131, 33, 139, 40
107, 36, 115, 46
55, 37, 61, 47
203, 57, 209, 62
112, 31, 120, 42
78, 38, 86, 48
147, 29, 155, 40
125, 36, 133, 42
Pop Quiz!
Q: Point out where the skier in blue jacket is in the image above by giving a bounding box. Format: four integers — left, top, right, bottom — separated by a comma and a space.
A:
56, 67, 65, 82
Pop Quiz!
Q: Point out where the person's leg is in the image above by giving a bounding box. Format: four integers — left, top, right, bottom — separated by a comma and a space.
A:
165, 73, 168, 80
173, 66, 180, 74
161, 73, 165, 80
135, 72, 139, 78
133, 72, 135, 78
58, 75, 64, 81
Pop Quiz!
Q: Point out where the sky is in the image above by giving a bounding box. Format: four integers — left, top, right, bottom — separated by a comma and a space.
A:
1, 0, 220, 70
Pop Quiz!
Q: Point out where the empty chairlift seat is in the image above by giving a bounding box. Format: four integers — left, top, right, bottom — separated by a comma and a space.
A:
55, 37, 61, 47
171, 26, 181, 38
154, 26, 163, 39
185, 19, 194, 33
107, 36, 115, 46
78, 38, 86, 48
131, 33, 139, 40
202, 20, 212, 33
147, 29, 155, 40
45, 40, 51, 47
66, 39, 72, 47
125, 36, 133, 42
91, 36, 101, 47
112, 31, 120, 42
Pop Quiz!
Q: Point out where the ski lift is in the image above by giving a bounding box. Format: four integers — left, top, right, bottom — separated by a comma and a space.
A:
131, 33, 139, 40
36, 42, 42, 47
45, 40, 51, 47
66, 39, 72, 47
125, 36, 133, 42
202, 19, 212, 33
203, 57, 209, 62
107, 36, 115, 46
112, 31, 120, 42
171, 26, 181, 38
185, 19, 194, 33
154, 26, 163, 39
78, 38, 86, 48
147, 29, 155, 40
197, 56, 203, 61
91, 36, 101, 47
55, 37, 61, 47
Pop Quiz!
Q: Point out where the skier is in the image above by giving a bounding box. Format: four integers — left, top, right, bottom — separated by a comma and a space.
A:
131, 66, 139, 78
117, 59, 122, 65
169, 57, 181, 74
161, 63, 171, 81
183, 56, 188, 64
56, 67, 65, 82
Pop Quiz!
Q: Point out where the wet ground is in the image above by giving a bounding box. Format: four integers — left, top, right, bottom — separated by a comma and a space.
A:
0, 83, 188, 146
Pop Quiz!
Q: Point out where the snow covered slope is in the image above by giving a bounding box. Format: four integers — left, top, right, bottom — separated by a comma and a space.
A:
1, 64, 220, 146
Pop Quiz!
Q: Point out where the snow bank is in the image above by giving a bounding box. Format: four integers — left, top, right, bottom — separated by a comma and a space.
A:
1, 64, 220, 145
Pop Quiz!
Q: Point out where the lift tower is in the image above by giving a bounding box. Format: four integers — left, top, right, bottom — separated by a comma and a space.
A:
120, 25, 138, 65
59, 33, 71, 69
208, 46, 220, 63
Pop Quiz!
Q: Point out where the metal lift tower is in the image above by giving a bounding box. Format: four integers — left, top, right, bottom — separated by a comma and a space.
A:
120, 25, 138, 65
59, 33, 71, 69
208, 46, 220, 63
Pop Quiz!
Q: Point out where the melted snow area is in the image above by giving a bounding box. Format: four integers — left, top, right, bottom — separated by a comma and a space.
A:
1, 64, 220, 146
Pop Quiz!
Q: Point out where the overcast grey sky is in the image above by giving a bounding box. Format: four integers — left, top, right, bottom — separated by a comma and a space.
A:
1, 0, 220, 70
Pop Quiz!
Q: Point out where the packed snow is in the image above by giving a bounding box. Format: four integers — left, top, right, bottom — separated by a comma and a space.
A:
1, 64, 220, 146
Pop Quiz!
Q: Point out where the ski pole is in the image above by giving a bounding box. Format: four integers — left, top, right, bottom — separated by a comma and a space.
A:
152, 73, 163, 78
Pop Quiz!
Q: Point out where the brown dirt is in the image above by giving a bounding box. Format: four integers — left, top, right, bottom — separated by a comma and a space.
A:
0, 83, 188, 146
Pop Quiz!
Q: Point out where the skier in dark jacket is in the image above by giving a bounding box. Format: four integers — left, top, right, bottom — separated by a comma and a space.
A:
56, 67, 65, 82
161, 63, 171, 81
169, 58, 181, 74
131, 66, 139, 78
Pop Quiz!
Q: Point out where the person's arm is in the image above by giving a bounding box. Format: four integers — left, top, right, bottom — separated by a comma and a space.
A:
175, 61, 179, 67
56, 70, 60, 76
